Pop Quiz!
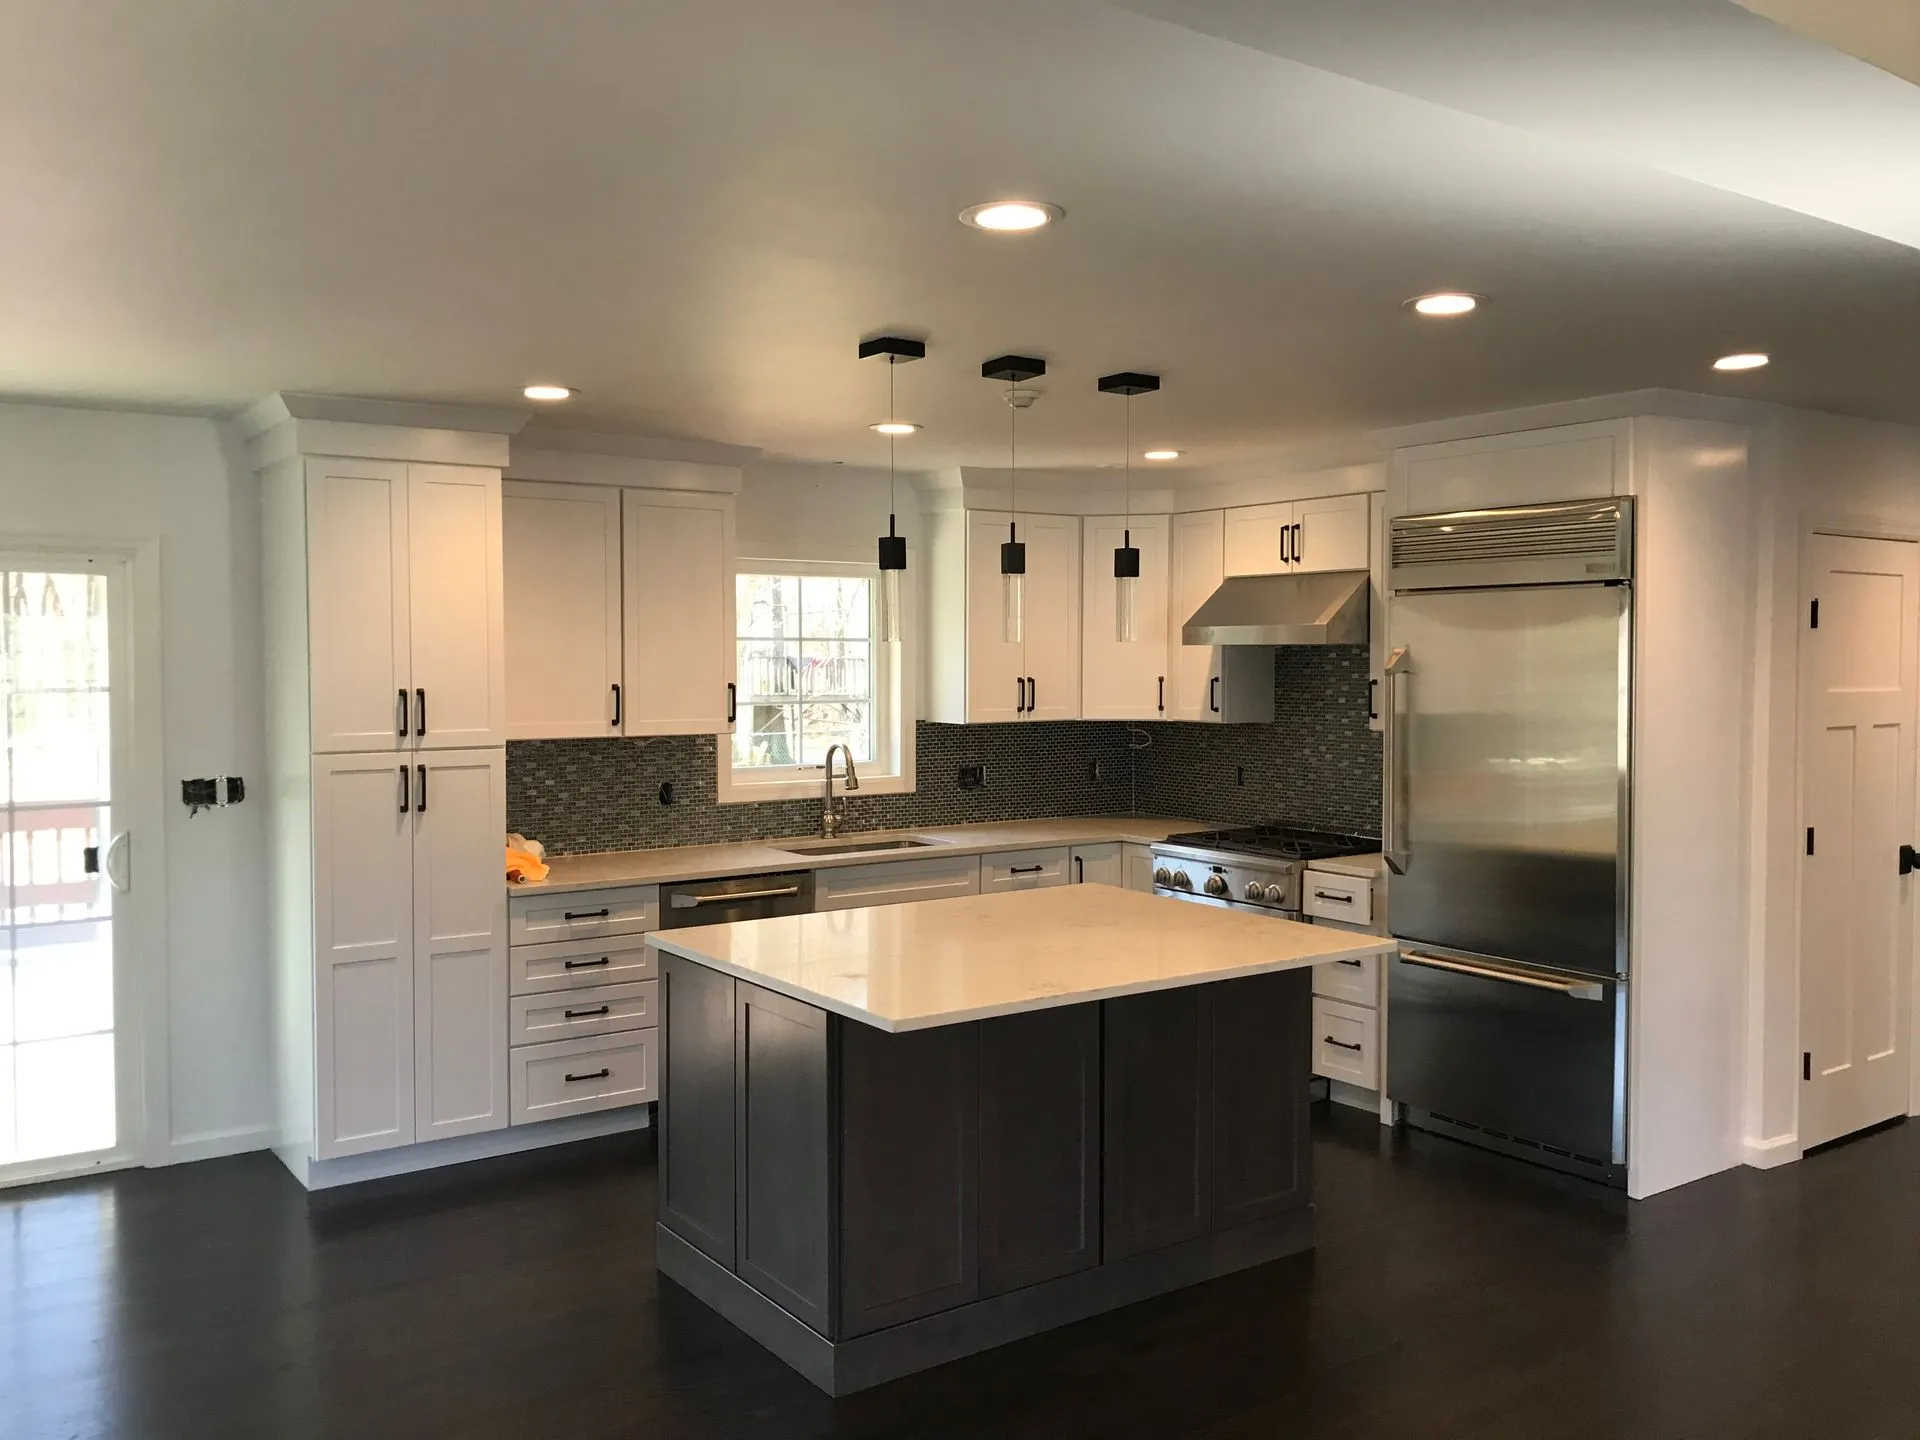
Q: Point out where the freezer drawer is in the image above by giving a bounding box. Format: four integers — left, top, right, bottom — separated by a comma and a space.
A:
1387, 948, 1624, 1178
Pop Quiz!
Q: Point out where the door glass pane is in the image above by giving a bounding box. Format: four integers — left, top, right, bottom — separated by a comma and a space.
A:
1, 568, 116, 1169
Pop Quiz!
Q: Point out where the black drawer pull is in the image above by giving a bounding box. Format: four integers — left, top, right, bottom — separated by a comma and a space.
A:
563, 956, 612, 970
563, 908, 611, 921
1008, 865, 1045, 875
564, 1068, 612, 1083
1336, 958, 1364, 968
1313, 890, 1354, 904
1324, 1036, 1364, 1052
564, 1005, 612, 1019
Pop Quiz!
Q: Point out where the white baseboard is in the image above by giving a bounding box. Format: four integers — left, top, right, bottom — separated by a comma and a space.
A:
282, 1107, 651, 1191
1743, 1132, 1800, 1169
166, 1122, 278, 1166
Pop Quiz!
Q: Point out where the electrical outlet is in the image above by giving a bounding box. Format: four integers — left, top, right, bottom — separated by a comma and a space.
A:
658, 782, 676, 805
1089, 759, 1107, 782
957, 763, 984, 790
1235, 766, 1245, 786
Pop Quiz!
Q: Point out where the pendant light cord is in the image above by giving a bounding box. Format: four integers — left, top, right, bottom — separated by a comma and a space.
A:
1124, 395, 1132, 538
1008, 380, 1018, 534
888, 362, 897, 535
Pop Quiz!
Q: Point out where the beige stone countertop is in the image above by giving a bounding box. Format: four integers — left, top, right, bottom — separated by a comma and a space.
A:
513, 816, 1209, 895
646, 884, 1399, 1032
1306, 852, 1385, 879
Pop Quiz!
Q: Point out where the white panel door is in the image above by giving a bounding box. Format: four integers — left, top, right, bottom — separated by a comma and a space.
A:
964, 512, 1026, 723
1071, 843, 1125, 887
623, 492, 735, 735
1021, 513, 1082, 721
503, 482, 624, 739
306, 460, 410, 753
1294, 493, 1372, 573
1800, 533, 1919, 1150
1224, 502, 1292, 576
407, 464, 506, 750
1169, 510, 1224, 721
412, 748, 509, 1141
313, 753, 416, 1158
1082, 515, 1169, 720
1123, 844, 1156, 894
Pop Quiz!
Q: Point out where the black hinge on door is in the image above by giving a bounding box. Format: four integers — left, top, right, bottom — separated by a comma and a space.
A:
1807, 827, 1815, 856
1803, 1052, 1812, 1082
1810, 598, 1820, 629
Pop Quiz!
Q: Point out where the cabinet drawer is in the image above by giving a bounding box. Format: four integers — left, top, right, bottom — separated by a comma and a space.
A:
1303, 869, 1372, 926
1313, 952, 1379, 1007
508, 884, 660, 946
1312, 997, 1379, 1090
814, 854, 982, 912
981, 847, 1070, 892
510, 1030, 656, 1125
510, 980, 658, 1047
510, 933, 657, 996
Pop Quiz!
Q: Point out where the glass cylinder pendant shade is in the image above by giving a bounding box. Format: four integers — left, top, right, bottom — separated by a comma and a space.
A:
1114, 533, 1141, 643
1001, 528, 1026, 645
877, 520, 907, 645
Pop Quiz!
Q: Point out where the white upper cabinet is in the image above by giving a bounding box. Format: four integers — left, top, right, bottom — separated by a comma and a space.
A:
1223, 493, 1370, 576
502, 482, 624, 739
1168, 509, 1273, 725
931, 510, 1082, 723
1081, 515, 1169, 721
1389, 421, 1627, 517
621, 490, 737, 735
407, 465, 507, 749
306, 459, 505, 753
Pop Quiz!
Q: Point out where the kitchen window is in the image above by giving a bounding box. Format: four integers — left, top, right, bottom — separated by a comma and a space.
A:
719, 562, 915, 803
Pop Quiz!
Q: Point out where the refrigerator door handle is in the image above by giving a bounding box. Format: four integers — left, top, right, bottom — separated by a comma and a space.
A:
1401, 949, 1606, 1001
1383, 646, 1412, 874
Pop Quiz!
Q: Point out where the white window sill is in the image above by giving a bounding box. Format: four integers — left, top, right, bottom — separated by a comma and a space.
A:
717, 771, 914, 805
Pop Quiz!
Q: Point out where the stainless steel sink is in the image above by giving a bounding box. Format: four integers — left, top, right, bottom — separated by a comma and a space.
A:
779, 837, 939, 857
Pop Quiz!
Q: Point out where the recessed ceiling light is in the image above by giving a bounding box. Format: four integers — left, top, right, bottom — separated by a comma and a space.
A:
523, 384, 576, 401
869, 421, 921, 436
1143, 450, 1181, 461
1406, 292, 1483, 317
959, 200, 1062, 233
1713, 352, 1770, 372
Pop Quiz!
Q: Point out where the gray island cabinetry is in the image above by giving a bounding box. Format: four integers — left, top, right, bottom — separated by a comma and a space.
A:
647, 885, 1396, 1395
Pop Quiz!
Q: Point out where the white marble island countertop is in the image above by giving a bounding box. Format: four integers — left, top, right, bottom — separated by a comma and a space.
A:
647, 885, 1398, 1032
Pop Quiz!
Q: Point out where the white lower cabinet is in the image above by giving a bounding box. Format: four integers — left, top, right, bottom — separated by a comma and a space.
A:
312, 747, 507, 1160
511, 1029, 658, 1125
1123, 843, 1156, 894
1307, 863, 1389, 1108
510, 980, 659, 1047
982, 847, 1071, 892
1311, 996, 1379, 1089
1070, 843, 1124, 887
814, 854, 983, 911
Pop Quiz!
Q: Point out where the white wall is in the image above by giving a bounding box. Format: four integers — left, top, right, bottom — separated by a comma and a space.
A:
0, 401, 270, 1162
736, 460, 927, 565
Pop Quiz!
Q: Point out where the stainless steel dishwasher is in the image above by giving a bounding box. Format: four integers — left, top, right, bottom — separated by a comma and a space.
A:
658, 870, 815, 927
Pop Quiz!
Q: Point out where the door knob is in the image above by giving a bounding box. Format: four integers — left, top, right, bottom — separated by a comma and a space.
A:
1902, 844, 1920, 876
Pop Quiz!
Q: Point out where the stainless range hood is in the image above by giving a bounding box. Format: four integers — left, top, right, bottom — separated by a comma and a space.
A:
1181, 569, 1370, 646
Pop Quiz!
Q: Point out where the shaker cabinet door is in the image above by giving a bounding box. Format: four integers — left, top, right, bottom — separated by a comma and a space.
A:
503, 481, 624, 739
623, 491, 736, 735
306, 460, 411, 753
407, 464, 507, 749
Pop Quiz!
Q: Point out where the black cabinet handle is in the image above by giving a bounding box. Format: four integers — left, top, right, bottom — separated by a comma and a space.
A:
611, 683, 622, 728
726, 681, 737, 725
1292, 522, 1303, 565
416, 764, 427, 813
1280, 523, 1291, 565
564, 1068, 612, 1084
1157, 676, 1165, 713
1016, 677, 1026, 714
1009, 864, 1045, 875
1336, 957, 1364, 968
1313, 890, 1354, 904
563, 908, 611, 921
1324, 1036, 1363, 1052
1369, 677, 1380, 722
1074, 855, 1084, 883
563, 956, 612, 970
1209, 675, 1220, 714
1027, 676, 1037, 713
564, 1005, 612, 1019
398, 765, 409, 814
397, 688, 409, 738
415, 688, 426, 736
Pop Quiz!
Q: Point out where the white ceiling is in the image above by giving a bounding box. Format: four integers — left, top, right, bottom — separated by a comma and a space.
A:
1, 0, 1918, 471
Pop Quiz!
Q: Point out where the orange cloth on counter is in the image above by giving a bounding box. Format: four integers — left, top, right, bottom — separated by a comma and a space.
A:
506, 845, 550, 884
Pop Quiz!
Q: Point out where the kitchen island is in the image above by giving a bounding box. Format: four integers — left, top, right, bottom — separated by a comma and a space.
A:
646, 884, 1398, 1394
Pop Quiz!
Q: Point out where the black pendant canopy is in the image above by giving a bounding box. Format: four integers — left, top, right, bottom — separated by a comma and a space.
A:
1098, 371, 1161, 396
859, 335, 926, 363
982, 355, 1047, 383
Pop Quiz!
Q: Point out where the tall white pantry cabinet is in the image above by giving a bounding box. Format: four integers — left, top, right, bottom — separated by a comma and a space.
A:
256, 411, 514, 1184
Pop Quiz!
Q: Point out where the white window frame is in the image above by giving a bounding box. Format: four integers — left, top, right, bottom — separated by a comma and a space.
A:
718, 557, 917, 804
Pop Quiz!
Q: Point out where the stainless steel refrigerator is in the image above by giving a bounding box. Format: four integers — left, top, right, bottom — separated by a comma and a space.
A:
1383, 498, 1632, 1187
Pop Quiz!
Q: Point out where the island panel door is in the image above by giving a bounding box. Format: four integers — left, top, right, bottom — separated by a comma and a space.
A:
1102, 986, 1213, 1260
658, 956, 738, 1269
1209, 970, 1312, 1228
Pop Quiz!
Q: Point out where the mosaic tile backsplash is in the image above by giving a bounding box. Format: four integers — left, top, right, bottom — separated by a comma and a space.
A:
507, 648, 1382, 856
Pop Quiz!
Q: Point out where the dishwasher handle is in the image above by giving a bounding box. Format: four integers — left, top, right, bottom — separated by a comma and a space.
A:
671, 884, 803, 908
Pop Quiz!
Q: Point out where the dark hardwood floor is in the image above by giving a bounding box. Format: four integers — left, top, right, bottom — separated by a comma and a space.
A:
5, 1107, 1919, 1439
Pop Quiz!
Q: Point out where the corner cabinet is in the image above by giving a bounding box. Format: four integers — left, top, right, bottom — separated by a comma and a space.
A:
1167, 510, 1274, 724
306, 459, 507, 752
1081, 515, 1170, 722
927, 510, 1081, 724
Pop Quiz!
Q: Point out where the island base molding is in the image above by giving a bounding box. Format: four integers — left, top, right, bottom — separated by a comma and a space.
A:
658, 1208, 1314, 1396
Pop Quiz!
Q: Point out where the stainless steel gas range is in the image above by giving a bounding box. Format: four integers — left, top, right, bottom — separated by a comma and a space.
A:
1151, 826, 1380, 919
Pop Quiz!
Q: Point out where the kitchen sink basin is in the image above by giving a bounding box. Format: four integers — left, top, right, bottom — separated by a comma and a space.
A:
779, 837, 940, 857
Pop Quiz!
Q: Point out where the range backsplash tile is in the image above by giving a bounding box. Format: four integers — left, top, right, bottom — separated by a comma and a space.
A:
508, 722, 1140, 856
507, 649, 1380, 856
1132, 645, 1382, 836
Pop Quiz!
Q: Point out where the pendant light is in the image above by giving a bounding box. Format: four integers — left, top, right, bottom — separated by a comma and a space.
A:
982, 354, 1047, 644
1098, 372, 1161, 642
859, 335, 925, 644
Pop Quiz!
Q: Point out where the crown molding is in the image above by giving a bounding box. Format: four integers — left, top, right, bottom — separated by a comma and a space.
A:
237, 391, 532, 438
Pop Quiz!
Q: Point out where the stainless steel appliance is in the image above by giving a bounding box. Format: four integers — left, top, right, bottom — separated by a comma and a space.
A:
1152, 825, 1380, 917
1382, 497, 1632, 1187
660, 870, 815, 927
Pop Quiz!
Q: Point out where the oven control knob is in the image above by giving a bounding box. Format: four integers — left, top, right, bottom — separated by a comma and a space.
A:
1245, 881, 1269, 903
1170, 870, 1193, 891
1152, 867, 1173, 888
1204, 873, 1230, 898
